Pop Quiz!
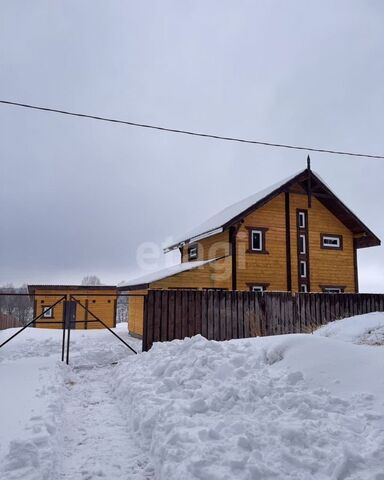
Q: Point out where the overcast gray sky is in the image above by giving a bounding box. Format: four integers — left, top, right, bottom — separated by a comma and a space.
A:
0, 1, 383, 291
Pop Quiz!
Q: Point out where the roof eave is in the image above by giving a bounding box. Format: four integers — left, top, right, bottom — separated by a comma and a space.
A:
117, 283, 149, 291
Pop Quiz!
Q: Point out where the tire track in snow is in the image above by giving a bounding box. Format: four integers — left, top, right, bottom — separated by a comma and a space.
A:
58, 362, 154, 480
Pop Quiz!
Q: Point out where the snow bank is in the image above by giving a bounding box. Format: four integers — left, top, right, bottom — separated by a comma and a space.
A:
2, 317, 384, 479
114, 333, 384, 480
316, 311, 384, 345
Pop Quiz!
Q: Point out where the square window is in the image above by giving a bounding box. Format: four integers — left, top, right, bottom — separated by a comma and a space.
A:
188, 244, 198, 260
299, 234, 306, 255
300, 260, 307, 278
43, 306, 53, 318
251, 230, 263, 251
298, 211, 306, 229
300, 284, 308, 293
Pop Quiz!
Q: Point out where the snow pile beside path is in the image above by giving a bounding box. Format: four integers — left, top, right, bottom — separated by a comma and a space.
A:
316, 312, 384, 345
114, 334, 384, 480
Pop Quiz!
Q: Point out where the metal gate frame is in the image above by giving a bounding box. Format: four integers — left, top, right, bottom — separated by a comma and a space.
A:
0, 292, 141, 364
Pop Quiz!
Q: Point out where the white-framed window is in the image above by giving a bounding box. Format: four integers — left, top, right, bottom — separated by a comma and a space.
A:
251, 285, 265, 292
323, 287, 343, 293
300, 260, 307, 278
321, 235, 342, 249
43, 306, 53, 318
251, 230, 263, 252
299, 234, 306, 255
298, 211, 306, 229
300, 284, 308, 293
188, 244, 198, 260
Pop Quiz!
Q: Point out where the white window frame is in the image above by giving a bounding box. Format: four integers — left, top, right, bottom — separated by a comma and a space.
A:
300, 260, 307, 278
188, 245, 198, 260
322, 235, 341, 248
298, 211, 306, 228
251, 285, 265, 292
43, 306, 53, 318
300, 284, 308, 293
251, 230, 263, 252
323, 287, 342, 293
299, 234, 306, 255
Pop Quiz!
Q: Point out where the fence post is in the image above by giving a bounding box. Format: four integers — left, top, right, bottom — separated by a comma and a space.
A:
64, 300, 76, 365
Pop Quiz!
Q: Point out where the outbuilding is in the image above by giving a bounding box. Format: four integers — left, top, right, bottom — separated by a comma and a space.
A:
28, 285, 118, 329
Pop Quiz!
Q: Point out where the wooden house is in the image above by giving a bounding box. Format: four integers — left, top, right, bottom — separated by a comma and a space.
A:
28, 285, 117, 329
120, 165, 380, 337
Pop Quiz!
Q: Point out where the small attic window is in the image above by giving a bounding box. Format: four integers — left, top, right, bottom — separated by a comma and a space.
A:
188, 244, 198, 260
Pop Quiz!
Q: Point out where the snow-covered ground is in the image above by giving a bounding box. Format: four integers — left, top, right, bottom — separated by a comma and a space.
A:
0, 324, 152, 480
1, 314, 384, 479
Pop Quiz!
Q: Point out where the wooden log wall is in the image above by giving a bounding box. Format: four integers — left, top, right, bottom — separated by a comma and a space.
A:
143, 290, 384, 351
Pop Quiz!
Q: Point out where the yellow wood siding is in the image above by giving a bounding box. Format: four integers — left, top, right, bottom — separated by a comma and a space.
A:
34, 288, 117, 329
181, 231, 230, 262
128, 258, 232, 337
289, 193, 355, 292
152, 257, 231, 290
128, 290, 147, 337
236, 189, 355, 292
236, 193, 287, 291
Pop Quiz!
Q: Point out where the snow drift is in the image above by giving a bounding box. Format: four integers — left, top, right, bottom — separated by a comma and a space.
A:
1, 313, 384, 479
114, 313, 384, 480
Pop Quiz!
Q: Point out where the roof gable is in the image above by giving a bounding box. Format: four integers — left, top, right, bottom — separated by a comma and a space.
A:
164, 169, 380, 251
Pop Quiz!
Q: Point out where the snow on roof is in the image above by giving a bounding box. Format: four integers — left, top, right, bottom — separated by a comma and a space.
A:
165, 169, 305, 251
119, 258, 221, 289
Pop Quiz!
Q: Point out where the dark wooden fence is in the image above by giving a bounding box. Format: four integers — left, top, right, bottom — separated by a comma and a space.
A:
0, 314, 21, 330
143, 290, 384, 351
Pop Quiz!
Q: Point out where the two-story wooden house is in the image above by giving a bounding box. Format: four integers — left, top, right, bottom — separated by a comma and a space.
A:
120, 165, 380, 336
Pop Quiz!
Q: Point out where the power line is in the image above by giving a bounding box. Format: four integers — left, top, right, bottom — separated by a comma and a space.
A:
0, 99, 383, 159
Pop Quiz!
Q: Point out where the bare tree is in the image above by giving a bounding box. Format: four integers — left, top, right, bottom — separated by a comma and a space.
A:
0, 284, 33, 326
116, 281, 128, 324
81, 275, 102, 286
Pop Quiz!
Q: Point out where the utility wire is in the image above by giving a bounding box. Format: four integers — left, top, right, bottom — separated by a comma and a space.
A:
0, 99, 383, 159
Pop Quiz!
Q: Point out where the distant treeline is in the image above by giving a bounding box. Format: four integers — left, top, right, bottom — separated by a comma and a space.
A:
0, 284, 33, 326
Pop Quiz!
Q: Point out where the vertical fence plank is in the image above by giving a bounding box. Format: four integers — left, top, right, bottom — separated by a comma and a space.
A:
225, 291, 232, 339
194, 290, 202, 336
219, 291, 226, 340
153, 290, 162, 343
174, 291, 182, 339
243, 292, 250, 338
143, 291, 154, 351
237, 291, 244, 339
167, 290, 176, 341
232, 292, 238, 339
201, 291, 208, 339
160, 290, 169, 342
181, 291, 189, 339
207, 290, 214, 340
187, 291, 195, 338
213, 291, 220, 341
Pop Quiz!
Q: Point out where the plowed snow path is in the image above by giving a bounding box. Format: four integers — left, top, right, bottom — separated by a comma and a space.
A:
0, 324, 153, 480
59, 363, 153, 480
